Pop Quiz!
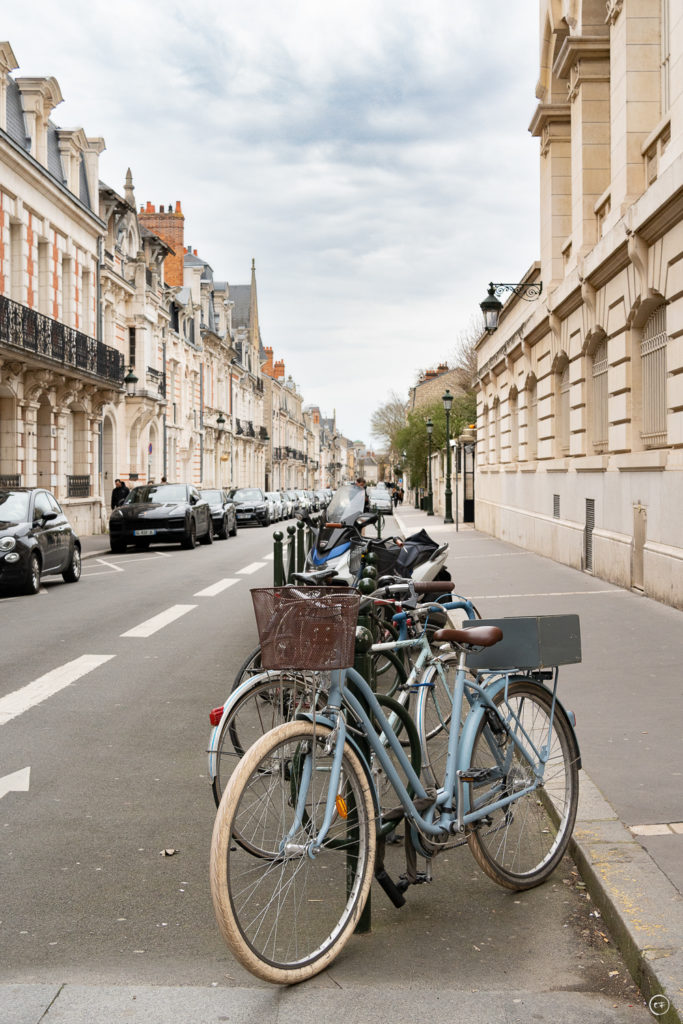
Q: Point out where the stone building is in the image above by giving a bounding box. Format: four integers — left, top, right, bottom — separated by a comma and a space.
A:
261, 347, 307, 490
475, 0, 683, 608
227, 262, 267, 487
409, 363, 470, 411
0, 42, 125, 533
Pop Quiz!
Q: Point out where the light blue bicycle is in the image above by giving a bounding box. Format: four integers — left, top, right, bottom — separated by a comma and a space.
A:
210, 588, 581, 985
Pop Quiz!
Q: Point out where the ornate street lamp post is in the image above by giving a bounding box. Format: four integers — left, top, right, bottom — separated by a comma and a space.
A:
479, 281, 543, 333
442, 389, 454, 524
123, 365, 138, 398
426, 418, 434, 516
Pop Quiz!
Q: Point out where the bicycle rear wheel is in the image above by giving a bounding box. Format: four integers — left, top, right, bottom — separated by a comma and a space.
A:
210, 721, 376, 984
466, 681, 579, 890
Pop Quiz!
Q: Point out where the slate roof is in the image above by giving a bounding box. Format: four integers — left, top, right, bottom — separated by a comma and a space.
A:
229, 285, 251, 329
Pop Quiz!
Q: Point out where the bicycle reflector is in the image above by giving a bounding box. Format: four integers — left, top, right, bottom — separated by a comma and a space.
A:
209, 706, 224, 726
335, 795, 349, 819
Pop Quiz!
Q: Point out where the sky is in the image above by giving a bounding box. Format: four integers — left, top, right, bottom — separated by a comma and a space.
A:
3, 0, 541, 445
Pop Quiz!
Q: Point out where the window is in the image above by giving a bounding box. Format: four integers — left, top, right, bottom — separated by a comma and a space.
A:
526, 378, 538, 460
558, 361, 570, 454
591, 340, 608, 452
662, 0, 671, 114
641, 305, 667, 447
509, 388, 519, 462
128, 326, 136, 367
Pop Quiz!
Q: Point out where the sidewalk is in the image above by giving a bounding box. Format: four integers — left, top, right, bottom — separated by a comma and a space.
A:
393, 503, 683, 1022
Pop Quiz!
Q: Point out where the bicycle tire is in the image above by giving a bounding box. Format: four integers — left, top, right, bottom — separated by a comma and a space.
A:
231, 645, 263, 691
210, 720, 376, 984
466, 681, 579, 890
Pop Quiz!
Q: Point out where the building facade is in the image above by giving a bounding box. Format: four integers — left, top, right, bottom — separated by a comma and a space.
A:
475, 0, 683, 607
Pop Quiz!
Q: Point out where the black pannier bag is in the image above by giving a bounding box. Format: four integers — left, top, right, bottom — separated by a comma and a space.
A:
394, 529, 440, 576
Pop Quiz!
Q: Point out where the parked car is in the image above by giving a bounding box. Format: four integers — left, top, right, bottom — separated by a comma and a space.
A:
295, 489, 311, 514
199, 488, 237, 539
285, 490, 301, 515
367, 487, 393, 514
227, 487, 271, 527
0, 487, 82, 595
109, 483, 213, 552
279, 491, 294, 519
265, 491, 284, 522
314, 489, 330, 510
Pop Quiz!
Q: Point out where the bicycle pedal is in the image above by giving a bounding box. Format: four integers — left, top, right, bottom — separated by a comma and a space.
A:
458, 767, 494, 783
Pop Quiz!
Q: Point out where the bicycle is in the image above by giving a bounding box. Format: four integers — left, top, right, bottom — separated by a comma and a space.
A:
209, 588, 581, 984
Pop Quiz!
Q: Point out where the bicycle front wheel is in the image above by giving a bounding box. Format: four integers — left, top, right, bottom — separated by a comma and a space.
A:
466, 682, 579, 890
210, 721, 376, 984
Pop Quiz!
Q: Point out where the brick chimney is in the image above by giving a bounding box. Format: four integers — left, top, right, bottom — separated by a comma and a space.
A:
138, 200, 184, 286
262, 346, 274, 376
273, 359, 285, 380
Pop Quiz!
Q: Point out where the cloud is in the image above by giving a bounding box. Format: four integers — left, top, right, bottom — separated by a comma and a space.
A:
3, 0, 540, 442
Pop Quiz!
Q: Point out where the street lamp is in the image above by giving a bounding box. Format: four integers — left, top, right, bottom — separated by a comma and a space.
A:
442, 389, 454, 524
216, 413, 226, 433
426, 418, 434, 516
479, 281, 543, 334
123, 365, 138, 398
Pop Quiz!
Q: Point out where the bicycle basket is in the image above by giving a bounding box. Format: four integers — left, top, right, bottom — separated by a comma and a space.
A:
251, 586, 361, 670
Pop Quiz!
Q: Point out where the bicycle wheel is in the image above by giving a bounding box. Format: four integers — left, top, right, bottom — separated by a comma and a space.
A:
212, 672, 325, 808
210, 720, 376, 984
416, 654, 468, 789
231, 645, 262, 691
466, 681, 579, 890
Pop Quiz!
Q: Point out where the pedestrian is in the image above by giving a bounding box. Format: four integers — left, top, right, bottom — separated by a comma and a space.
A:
161, 476, 167, 483
398, 487, 404, 504
111, 478, 129, 508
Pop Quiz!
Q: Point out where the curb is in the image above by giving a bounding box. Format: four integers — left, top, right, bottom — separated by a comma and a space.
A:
571, 774, 682, 1023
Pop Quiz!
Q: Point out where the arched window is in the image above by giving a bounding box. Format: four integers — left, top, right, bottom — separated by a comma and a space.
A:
591, 339, 608, 453
558, 360, 570, 455
526, 378, 537, 461
509, 387, 519, 462
641, 305, 667, 447
492, 398, 500, 464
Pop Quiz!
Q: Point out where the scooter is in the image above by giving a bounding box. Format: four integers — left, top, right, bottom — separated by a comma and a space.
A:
302, 484, 451, 587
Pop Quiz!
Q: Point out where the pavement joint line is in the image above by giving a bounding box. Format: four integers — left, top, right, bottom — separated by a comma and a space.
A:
120, 604, 197, 638
194, 578, 239, 597
467, 590, 626, 600
0, 655, 116, 726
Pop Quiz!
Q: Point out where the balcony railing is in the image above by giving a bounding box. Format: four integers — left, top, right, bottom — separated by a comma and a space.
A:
66, 475, 91, 498
146, 366, 166, 398
0, 474, 21, 487
0, 294, 125, 386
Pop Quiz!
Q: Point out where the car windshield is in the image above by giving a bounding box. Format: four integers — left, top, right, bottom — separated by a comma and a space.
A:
200, 490, 222, 503
230, 488, 262, 501
0, 490, 30, 524
266, 493, 279, 501
125, 485, 187, 504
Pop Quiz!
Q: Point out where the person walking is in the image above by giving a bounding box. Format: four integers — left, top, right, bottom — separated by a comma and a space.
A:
111, 478, 129, 508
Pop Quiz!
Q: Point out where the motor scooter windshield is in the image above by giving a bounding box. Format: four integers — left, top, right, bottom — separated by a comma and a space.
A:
325, 484, 365, 524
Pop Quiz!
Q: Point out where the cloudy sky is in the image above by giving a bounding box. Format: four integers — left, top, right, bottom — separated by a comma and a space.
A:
4, 0, 541, 444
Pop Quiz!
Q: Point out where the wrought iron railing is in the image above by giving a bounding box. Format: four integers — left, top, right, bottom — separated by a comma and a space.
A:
66, 475, 91, 498
235, 418, 244, 435
0, 474, 20, 487
246, 421, 256, 438
259, 425, 269, 440
146, 367, 166, 397
0, 294, 124, 386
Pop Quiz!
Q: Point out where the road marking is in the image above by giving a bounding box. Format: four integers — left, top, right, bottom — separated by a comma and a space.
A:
121, 604, 196, 638
237, 562, 266, 575
468, 589, 625, 600
0, 767, 30, 800
630, 822, 683, 836
194, 578, 239, 597
263, 553, 274, 561
0, 655, 115, 726
93, 557, 124, 572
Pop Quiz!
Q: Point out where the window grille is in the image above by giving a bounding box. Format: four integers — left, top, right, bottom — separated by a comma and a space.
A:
509, 390, 518, 462
592, 341, 608, 452
585, 498, 595, 572
527, 382, 537, 459
553, 494, 560, 519
641, 306, 667, 447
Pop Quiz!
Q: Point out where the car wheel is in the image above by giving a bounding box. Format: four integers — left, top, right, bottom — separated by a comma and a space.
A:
182, 519, 197, 549
216, 517, 228, 540
24, 552, 41, 595
263, 513, 271, 528
62, 545, 82, 583
199, 518, 214, 545
110, 538, 126, 554
229, 516, 237, 537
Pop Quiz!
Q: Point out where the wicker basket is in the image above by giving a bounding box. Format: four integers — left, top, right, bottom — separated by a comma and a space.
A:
251, 586, 361, 670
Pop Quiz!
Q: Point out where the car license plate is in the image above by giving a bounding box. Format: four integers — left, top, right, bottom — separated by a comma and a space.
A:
134, 529, 157, 536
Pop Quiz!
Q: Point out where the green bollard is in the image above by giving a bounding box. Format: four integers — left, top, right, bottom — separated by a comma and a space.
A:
273, 531, 285, 586
296, 520, 306, 573
286, 525, 296, 583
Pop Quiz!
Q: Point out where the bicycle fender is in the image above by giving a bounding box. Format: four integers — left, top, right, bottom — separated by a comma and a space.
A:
297, 711, 382, 824
456, 676, 581, 817
207, 670, 286, 780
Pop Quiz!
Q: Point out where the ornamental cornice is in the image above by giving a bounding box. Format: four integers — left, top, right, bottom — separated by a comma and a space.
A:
605, 0, 623, 26
528, 102, 571, 139
553, 36, 610, 81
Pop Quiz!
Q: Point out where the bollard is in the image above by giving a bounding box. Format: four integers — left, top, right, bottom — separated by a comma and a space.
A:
273, 530, 285, 586
296, 520, 306, 573
285, 525, 296, 582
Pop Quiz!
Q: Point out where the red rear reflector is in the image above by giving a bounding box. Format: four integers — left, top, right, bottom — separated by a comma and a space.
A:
209, 706, 224, 726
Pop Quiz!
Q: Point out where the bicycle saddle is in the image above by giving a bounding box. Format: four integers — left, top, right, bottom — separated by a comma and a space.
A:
432, 625, 503, 647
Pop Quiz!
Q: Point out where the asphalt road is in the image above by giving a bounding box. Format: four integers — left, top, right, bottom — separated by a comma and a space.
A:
0, 518, 653, 1022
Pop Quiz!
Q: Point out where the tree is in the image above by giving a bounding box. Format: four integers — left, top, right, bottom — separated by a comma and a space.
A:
395, 391, 476, 492
369, 391, 407, 454
451, 314, 483, 387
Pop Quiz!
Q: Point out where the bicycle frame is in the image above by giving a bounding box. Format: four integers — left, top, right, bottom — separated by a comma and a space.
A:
300, 655, 560, 853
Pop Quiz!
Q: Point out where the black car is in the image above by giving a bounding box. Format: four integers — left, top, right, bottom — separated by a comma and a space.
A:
199, 488, 238, 540
109, 483, 213, 552
227, 487, 270, 527
0, 487, 82, 595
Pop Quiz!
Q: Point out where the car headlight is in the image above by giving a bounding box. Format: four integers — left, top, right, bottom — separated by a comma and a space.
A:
111, 509, 123, 518
0, 537, 16, 551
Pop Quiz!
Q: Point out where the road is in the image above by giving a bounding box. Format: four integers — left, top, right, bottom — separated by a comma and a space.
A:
0, 519, 654, 1023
